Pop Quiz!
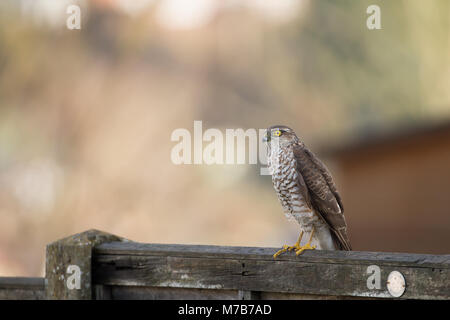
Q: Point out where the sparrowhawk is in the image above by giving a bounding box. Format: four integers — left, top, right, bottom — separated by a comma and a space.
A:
264, 125, 351, 258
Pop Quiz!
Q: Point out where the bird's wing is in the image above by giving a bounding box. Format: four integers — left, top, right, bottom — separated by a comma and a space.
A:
293, 144, 352, 251
295, 165, 314, 210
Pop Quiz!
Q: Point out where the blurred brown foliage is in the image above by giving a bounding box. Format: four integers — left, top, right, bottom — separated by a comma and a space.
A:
0, 0, 449, 276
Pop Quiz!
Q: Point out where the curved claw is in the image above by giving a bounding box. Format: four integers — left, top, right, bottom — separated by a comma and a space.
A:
273, 243, 303, 259
295, 243, 316, 256
273, 231, 306, 259
273, 245, 289, 259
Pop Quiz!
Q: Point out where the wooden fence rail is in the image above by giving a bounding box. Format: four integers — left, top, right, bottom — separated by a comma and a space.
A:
1, 229, 449, 299
0, 277, 45, 300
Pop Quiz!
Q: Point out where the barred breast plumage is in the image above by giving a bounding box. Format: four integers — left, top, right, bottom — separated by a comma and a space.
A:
269, 143, 334, 250
265, 125, 352, 253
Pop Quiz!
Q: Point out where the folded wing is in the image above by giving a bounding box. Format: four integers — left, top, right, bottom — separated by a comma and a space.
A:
293, 145, 352, 251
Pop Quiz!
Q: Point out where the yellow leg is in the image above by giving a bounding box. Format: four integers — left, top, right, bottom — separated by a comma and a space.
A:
295, 227, 317, 256
273, 231, 304, 259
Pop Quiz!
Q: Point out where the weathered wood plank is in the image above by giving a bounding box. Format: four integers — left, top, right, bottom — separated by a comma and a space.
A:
238, 290, 261, 300
93, 242, 450, 300
95, 242, 450, 268
0, 277, 46, 300
104, 285, 367, 300
109, 286, 238, 300
104, 285, 369, 300
45, 229, 127, 299
93, 284, 112, 300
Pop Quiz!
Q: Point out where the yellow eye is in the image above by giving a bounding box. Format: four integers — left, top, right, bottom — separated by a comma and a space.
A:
273, 130, 281, 137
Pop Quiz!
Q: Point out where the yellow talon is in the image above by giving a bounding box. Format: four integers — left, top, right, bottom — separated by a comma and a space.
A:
273, 227, 318, 258
273, 246, 288, 259
273, 231, 304, 259
295, 227, 317, 255
295, 243, 316, 255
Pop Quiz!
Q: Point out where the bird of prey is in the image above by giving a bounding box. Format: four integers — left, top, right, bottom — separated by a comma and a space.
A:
263, 125, 351, 258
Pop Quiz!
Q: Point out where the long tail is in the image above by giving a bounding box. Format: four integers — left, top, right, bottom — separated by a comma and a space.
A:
331, 229, 352, 251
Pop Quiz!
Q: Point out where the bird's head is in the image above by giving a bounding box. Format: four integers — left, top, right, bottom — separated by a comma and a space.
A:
263, 125, 300, 148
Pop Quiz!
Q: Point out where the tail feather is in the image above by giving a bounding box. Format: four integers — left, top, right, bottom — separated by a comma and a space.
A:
331, 229, 352, 251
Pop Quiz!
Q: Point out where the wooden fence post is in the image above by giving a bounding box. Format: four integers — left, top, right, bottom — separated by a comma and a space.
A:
45, 229, 125, 300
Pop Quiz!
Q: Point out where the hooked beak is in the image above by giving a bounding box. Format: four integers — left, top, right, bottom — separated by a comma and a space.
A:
263, 132, 270, 142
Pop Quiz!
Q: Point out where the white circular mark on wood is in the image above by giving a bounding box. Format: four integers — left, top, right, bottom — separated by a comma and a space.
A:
387, 271, 406, 297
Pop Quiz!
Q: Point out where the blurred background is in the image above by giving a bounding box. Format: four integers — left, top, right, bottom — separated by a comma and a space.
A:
1, 0, 450, 277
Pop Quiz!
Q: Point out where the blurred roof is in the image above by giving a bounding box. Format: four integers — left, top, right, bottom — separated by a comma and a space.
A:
322, 117, 450, 158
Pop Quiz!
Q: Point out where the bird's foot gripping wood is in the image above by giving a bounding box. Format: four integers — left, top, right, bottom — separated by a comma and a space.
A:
273, 229, 317, 259
294, 242, 316, 255
273, 244, 300, 259
272, 242, 316, 258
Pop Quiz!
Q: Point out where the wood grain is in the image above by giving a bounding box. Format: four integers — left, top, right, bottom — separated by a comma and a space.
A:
2, 233, 448, 300
46, 229, 127, 299
93, 242, 450, 300
0, 277, 45, 300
